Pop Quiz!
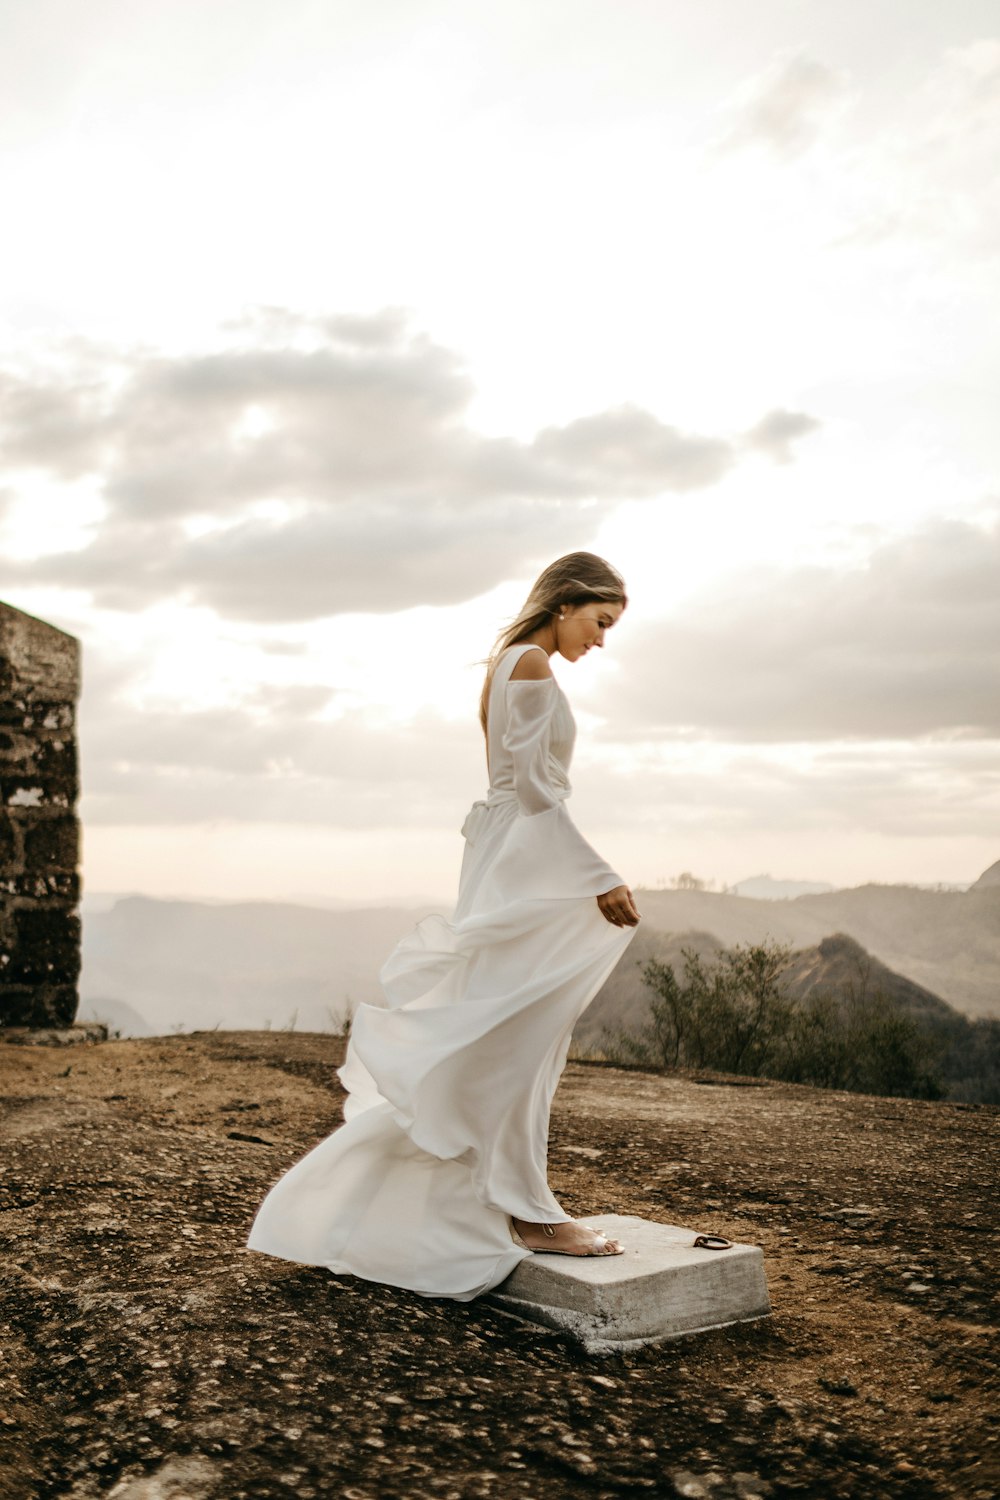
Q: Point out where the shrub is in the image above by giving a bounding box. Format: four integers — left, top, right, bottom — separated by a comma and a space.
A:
604, 940, 944, 1101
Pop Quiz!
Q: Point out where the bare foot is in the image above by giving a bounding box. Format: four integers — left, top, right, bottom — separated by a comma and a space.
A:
512, 1217, 624, 1256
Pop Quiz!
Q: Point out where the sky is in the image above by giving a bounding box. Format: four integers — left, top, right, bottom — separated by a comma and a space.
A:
1, 0, 998, 903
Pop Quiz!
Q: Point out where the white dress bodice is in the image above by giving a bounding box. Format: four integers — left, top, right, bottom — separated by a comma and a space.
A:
486, 643, 575, 807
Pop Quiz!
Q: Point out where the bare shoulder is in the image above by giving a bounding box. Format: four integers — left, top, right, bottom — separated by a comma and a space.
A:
509, 646, 554, 682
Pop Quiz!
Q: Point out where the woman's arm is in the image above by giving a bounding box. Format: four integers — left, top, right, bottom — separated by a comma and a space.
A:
504, 678, 561, 816
502, 660, 640, 926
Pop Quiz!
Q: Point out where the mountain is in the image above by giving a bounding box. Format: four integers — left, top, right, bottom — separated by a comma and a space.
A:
575, 928, 1000, 1104
779, 931, 957, 1019
79, 865, 1000, 1039
728, 874, 836, 900
622, 873, 1000, 1019
80, 895, 441, 1035
76, 996, 157, 1038
577, 928, 958, 1051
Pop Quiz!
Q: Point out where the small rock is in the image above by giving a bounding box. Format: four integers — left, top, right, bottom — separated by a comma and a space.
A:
819, 1377, 858, 1397
671, 1473, 715, 1500
106, 1456, 217, 1499
670, 1472, 773, 1500
733, 1476, 773, 1500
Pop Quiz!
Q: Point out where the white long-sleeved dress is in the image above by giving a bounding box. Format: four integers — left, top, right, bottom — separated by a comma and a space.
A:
246, 643, 637, 1300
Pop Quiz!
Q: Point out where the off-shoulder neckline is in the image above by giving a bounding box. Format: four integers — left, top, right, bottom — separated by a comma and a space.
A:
500, 641, 554, 685
500, 642, 547, 659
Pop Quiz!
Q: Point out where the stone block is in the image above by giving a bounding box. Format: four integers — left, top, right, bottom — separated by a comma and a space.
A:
3, 908, 81, 985
0, 699, 75, 730
33, 737, 78, 783
0, 812, 16, 865
0, 871, 81, 901
488, 1215, 771, 1351
2, 774, 73, 809
22, 815, 79, 872
0, 604, 79, 699
0, 729, 33, 765
0, 983, 78, 1027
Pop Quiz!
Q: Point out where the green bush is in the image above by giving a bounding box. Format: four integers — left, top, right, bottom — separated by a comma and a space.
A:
604, 940, 944, 1101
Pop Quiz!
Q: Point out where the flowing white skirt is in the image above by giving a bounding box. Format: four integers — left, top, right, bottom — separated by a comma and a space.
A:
246, 796, 635, 1300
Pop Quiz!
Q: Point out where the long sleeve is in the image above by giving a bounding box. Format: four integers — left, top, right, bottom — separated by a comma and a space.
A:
471, 676, 624, 905
503, 680, 563, 816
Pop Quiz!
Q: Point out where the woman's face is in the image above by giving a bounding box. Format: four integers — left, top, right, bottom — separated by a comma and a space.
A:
557, 600, 625, 662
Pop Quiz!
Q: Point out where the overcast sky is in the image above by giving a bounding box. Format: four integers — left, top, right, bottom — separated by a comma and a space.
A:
2, 0, 997, 902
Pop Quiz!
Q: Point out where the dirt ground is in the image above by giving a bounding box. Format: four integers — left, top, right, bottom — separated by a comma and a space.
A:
0, 1030, 996, 1500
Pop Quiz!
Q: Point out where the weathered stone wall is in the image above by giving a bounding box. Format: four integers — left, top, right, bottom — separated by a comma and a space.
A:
0, 602, 81, 1027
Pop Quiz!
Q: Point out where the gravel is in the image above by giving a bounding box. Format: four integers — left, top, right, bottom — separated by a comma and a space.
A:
0, 1030, 996, 1500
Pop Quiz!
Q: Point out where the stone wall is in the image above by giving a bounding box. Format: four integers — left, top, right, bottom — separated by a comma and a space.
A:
0, 602, 81, 1027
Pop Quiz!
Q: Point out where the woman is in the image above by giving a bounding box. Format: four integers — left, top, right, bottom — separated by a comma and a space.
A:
247, 552, 640, 1301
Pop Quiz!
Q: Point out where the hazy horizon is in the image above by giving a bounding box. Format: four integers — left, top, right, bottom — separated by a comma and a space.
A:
78, 866, 980, 915
2, 1, 997, 901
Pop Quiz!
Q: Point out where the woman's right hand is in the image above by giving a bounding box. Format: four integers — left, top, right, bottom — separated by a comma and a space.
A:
597, 885, 641, 927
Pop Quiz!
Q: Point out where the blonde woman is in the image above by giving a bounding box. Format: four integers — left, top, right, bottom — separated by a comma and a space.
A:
248, 553, 641, 1300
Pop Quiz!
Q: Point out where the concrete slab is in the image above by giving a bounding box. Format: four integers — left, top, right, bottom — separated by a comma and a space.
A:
487, 1215, 771, 1352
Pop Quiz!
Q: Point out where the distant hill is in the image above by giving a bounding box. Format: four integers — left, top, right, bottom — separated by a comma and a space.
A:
576, 928, 958, 1051
728, 874, 836, 900
81, 895, 441, 1035
77, 995, 157, 1038
79, 866, 1000, 1038
618, 876, 1000, 1019
576, 929, 1000, 1104
779, 932, 957, 1020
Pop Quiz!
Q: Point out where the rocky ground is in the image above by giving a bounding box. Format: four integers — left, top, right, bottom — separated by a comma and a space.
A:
0, 1031, 996, 1500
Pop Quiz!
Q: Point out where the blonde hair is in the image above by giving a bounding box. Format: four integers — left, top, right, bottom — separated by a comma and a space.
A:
479, 552, 627, 732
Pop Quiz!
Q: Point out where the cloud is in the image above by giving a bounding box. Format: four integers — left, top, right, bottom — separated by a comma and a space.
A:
832, 39, 1000, 256
0, 311, 817, 621
68, 510, 998, 840
11, 502, 579, 619
743, 409, 822, 465
608, 511, 1000, 742
78, 668, 481, 829
572, 735, 1000, 844
719, 50, 852, 158
73, 604, 1000, 843
532, 406, 733, 495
